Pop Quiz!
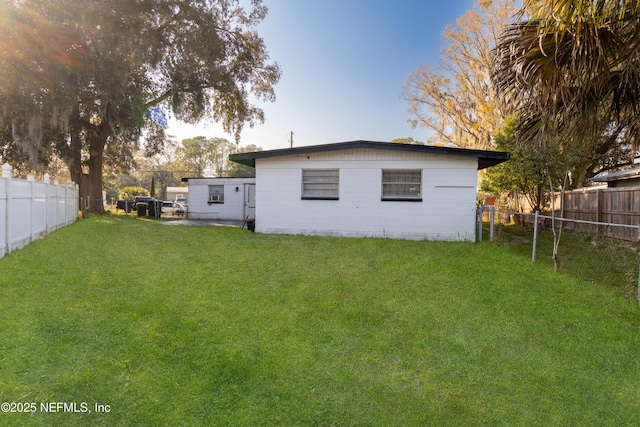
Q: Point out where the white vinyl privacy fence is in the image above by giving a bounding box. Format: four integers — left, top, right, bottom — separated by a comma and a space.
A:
0, 163, 79, 259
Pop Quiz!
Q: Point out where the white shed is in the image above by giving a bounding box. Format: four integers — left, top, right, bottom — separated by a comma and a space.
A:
185, 177, 255, 221
229, 140, 508, 241
166, 186, 188, 203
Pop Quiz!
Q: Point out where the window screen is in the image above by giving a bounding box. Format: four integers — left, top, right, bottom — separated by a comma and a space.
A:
302, 169, 339, 200
208, 185, 224, 203
382, 170, 422, 201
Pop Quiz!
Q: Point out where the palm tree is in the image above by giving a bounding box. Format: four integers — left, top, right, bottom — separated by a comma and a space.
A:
492, 0, 640, 155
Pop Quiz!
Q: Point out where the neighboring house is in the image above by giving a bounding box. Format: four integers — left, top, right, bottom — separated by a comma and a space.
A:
166, 186, 188, 203
184, 177, 255, 220
229, 140, 509, 241
589, 167, 640, 188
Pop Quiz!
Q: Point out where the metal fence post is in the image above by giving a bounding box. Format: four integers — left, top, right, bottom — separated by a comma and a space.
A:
532, 210, 539, 262
489, 206, 495, 242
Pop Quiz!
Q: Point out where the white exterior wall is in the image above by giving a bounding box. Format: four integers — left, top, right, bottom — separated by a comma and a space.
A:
254, 148, 478, 241
187, 178, 255, 220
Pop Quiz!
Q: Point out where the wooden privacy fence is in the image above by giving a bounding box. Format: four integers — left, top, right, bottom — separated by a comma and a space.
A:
0, 163, 79, 259
480, 186, 640, 241
561, 187, 640, 241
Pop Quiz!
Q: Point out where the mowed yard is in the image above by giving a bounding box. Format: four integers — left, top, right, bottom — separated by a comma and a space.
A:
0, 216, 639, 426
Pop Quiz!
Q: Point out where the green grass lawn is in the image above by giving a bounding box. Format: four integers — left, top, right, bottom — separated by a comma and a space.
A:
0, 215, 639, 426
489, 220, 640, 298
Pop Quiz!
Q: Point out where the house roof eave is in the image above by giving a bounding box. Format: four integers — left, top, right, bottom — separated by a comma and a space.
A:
229, 140, 509, 169
589, 167, 640, 183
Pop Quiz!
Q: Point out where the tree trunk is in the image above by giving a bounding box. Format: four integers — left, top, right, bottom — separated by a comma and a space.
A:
549, 171, 568, 273
86, 126, 107, 214
65, 116, 82, 185
67, 126, 86, 208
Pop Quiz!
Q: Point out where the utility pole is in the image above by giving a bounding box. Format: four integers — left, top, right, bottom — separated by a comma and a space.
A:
289, 131, 294, 148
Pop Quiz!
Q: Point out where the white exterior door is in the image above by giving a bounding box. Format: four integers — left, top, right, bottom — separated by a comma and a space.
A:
244, 183, 256, 219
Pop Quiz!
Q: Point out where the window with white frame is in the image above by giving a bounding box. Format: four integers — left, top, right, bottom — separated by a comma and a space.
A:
301, 169, 339, 200
381, 170, 422, 201
208, 185, 224, 203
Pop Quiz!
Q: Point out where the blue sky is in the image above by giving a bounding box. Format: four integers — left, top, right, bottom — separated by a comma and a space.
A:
167, 0, 477, 150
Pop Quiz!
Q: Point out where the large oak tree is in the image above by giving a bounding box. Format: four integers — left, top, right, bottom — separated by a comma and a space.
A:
0, 0, 280, 212
403, 0, 518, 149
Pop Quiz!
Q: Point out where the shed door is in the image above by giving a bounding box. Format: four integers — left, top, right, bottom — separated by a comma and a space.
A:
244, 183, 255, 219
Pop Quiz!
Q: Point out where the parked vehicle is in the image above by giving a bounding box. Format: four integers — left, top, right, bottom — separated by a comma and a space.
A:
175, 196, 188, 208
134, 196, 155, 205
115, 199, 134, 210
115, 196, 156, 211
162, 201, 186, 216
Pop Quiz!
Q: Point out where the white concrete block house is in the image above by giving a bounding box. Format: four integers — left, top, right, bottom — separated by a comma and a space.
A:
229, 140, 509, 241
